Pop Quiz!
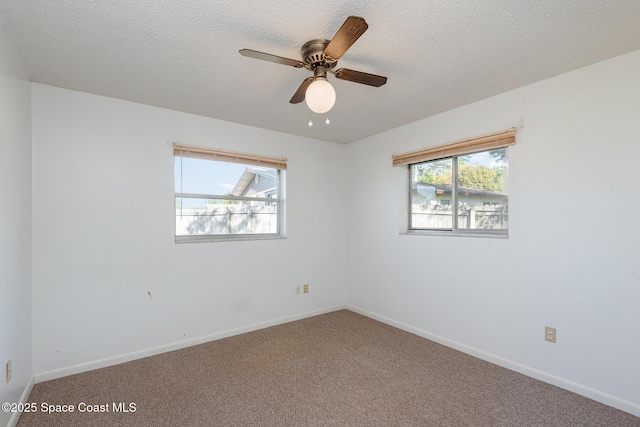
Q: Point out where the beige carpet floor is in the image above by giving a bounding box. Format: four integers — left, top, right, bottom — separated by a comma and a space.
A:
16, 310, 640, 426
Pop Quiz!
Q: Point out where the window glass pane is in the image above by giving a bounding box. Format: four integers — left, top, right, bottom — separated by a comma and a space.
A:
174, 155, 281, 238
176, 197, 278, 236
410, 159, 453, 229
456, 148, 508, 230
175, 157, 278, 198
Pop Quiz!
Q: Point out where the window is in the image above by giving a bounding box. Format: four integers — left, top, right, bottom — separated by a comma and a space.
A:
173, 144, 286, 242
393, 129, 515, 236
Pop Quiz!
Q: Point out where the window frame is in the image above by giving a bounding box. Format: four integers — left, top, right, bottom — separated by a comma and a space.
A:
407, 148, 508, 238
395, 129, 515, 239
173, 144, 287, 243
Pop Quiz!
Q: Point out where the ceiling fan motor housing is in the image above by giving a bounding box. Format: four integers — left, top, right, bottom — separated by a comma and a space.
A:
301, 39, 337, 70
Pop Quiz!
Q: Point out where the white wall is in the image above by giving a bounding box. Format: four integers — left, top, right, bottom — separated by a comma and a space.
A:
0, 25, 33, 427
31, 84, 347, 378
346, 49, 640, 416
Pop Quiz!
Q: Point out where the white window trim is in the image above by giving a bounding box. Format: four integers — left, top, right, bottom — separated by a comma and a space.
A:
173, 144, 287, 243
406, 151, 509, 237
393, 129, 514, 238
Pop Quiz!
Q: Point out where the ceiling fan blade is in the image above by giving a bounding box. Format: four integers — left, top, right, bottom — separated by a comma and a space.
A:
324, 16, 368, 61
239, 49, 305, 68
290, 77, 314, 104
334, 68, 387, 87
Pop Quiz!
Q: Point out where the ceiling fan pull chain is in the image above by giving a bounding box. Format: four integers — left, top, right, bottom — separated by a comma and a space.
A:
325, 116, 331, 125
308, 113, 313, 127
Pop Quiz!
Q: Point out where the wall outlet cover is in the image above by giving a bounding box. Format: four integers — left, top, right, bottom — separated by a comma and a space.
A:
545, 326, 557, 343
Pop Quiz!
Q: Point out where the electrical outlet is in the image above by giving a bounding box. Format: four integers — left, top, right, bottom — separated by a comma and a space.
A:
545, 326, 556, 343
6, 360, 11, 383
295, 285, 300, 294
303, 284, 309, 294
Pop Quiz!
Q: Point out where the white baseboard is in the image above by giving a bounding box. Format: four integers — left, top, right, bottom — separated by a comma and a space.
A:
7, 375, 35, 427
346, 304, 640, 418
35, 304, 345, 383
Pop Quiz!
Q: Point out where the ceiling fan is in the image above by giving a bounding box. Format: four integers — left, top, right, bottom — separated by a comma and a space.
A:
239, 16, 387, 121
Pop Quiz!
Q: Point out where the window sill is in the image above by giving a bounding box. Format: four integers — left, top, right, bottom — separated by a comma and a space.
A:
175, 234, 286, 244
401, 230, 508, 239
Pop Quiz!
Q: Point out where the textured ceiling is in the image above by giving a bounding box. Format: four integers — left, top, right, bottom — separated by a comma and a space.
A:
1, 1, 640, 144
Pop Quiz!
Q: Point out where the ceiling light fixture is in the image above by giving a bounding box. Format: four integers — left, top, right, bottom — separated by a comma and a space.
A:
305, 65, 336, 115
305, 77, 336, 114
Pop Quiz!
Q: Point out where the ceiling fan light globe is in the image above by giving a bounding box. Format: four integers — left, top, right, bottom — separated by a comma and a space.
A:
305, 79, 336, 114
